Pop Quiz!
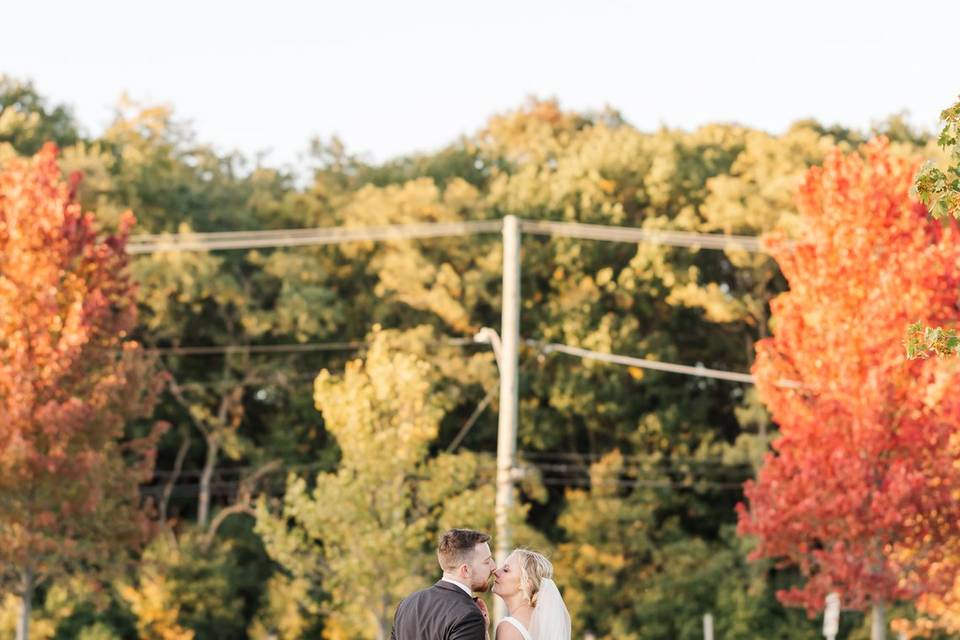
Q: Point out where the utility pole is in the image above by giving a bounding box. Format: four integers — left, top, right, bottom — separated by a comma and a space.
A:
494, 214, 521, 624
823, 593, 840, 640
871, 601, 886, 640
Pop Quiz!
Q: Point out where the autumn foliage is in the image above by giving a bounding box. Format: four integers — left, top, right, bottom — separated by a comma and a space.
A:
737, 139, 960, 614
0, 145, 162, 597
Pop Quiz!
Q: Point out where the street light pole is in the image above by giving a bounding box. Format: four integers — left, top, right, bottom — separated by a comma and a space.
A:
494, 214, 521, 623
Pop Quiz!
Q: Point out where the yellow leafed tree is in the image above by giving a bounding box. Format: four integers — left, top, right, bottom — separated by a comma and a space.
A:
256, 327, 542, 640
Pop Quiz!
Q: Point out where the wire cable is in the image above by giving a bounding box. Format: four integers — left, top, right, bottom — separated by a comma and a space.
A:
144, 336, 477, 356
145, 341, 363, 356
127, 220, 502, 254
146, 336, 793, 390
126, 218, 769, 254
519, 219, 765, 252
529, 339, 800, 388
532, 340, 753, 382
144, 459, 750, 496
148, 453, 751, 481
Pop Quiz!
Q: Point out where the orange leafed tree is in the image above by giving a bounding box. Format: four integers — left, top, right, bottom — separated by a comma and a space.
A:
0, 144, 163, 640
737, 139, 960, 638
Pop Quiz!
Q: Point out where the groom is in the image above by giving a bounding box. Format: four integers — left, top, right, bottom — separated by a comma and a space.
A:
390, 528, 496, 640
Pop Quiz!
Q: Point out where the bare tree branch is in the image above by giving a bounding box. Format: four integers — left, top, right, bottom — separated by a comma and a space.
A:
203, 460, 282, 548
159, 425, 192, 523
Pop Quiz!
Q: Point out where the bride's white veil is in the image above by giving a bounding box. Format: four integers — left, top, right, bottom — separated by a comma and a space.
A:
528, 577, 571, 640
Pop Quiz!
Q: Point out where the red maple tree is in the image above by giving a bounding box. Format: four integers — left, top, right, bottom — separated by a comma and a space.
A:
737, 139, 960, 628
0, 144, 163, 639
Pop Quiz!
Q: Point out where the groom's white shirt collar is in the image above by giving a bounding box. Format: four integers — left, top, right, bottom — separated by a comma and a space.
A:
440, 576, 473, 597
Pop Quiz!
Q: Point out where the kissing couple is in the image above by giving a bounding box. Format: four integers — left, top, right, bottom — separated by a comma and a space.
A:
391, 528, 571, 640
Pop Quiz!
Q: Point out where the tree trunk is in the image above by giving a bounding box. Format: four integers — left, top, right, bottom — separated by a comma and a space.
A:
16, 566, 33, 640
198, 437, 219, 529
871, 600, 886, 640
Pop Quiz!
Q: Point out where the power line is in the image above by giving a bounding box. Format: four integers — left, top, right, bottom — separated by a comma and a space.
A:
537, 340, 754, 383
144, 337, 476, 356
148, 454, 751, 481
144, 335, 778, 389
539, 477, 745, 491
150, 461, 327, 480
125, 217, 783, 381
144, 458, 749, 497
529, 340, 800, 388
531, 462, 750, 477
126, 218, 769, 254
521, 451, 754, 466
146, 476, 746, 496
128, 217, 783, 384
145, 341, 363, 356
126, 220, 502, 254
142, 476, 746, 498
532, 465, 751, 482
519, 220, 765, 252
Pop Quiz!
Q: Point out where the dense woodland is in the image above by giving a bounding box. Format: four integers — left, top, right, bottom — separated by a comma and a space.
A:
0, 76, 955, 639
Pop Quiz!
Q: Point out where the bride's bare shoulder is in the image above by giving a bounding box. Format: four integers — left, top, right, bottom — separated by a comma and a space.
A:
495, 620, 526, 640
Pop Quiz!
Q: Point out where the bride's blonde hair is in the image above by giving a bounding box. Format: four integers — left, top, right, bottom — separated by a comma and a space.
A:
511, 549, 553, 607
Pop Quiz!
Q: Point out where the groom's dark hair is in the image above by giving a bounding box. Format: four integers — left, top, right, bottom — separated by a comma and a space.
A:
438, 528, 490, 571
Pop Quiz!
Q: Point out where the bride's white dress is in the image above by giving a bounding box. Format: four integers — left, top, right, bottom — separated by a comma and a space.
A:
501, 616, 533, 640
497, 579, 571, 640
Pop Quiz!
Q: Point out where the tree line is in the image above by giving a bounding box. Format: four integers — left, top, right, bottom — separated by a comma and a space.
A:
1, 76, 957, 639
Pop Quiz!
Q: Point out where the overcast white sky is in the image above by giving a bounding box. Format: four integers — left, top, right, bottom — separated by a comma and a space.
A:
3, 0, 957, 170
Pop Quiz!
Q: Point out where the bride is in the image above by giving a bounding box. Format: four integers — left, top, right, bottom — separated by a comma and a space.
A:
490, 549, 571, 640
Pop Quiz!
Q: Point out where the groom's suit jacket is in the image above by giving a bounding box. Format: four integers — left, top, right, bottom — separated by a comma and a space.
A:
390, 580, 487, 640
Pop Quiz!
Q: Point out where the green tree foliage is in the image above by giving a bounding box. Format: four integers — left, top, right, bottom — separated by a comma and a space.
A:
914, 98, 960, 221
903, 96, 960, 364
120, 527, 268, 640
554, 452, 817, 640
256, 328, 541, 640
0, 77, 80, 157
